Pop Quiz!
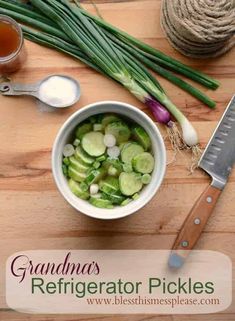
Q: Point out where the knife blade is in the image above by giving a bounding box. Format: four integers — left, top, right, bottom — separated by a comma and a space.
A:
199, 95, 235, 189
168, 95, 235, 269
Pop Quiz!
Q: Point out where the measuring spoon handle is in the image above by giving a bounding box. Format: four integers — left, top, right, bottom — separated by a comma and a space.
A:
0, 82, 39, 97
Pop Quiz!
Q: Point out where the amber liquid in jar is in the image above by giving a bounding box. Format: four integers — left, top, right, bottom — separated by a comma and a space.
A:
0, 20, 20, 58
0, 16, 26, 74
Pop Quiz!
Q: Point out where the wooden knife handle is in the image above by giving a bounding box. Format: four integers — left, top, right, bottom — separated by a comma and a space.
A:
172, 184, 222, 252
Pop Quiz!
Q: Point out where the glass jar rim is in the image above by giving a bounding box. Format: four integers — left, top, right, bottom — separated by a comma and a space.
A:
0, 15, 24, 63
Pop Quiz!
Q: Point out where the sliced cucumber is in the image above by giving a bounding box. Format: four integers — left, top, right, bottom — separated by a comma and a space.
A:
102, 192, 126, 205
89, 197, 114, 209
101, 114, 121, 127
102, 158, 123, 175
99, 176, 119, 194
132, 126, 151, 151
141, 173, 152, 184
119, 172, 143, 196
132, 152, 154, 174
85, 168, 105, 185
82, 132, 106, 157
68, 179, 89, 200
121, 142, 144, 164
63, 113, 154, 207
75, 122, 92, 139
68, 166, 87, 182
105, 121, 131, 144
69, 156, 90, 173
122, 163, 133, 173
75, 146, 94, 165
119, 142, 127, 150
80, 181, 89, 192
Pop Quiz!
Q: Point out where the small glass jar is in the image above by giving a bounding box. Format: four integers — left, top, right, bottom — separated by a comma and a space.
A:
0, 15, 26, 74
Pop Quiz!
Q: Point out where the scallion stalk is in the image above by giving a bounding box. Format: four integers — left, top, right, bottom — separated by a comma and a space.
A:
105, 32, 216, 108
32, 0, 199, 147
0, 0, 217, 107
22, 25, 173, 128
0, 0, 200, 148
69, 1, 219, 90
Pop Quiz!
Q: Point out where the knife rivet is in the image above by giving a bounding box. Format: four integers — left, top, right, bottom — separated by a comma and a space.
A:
206, 196, 212, 203
1, 85, 10, 92
181, 241, 189, 248
194, 218, 201, 225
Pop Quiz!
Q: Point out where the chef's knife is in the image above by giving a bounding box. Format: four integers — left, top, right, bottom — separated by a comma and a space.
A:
169, 95, 235, 268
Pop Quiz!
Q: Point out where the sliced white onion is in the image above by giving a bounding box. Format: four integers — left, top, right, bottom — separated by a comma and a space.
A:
63, 144, 75, 157
107, 146, 120, 159
103, 134, 116, 148
91, 193, 102, 199
108, 166, 118, 176
90, 184, 99, 195
93, 124, 103, 132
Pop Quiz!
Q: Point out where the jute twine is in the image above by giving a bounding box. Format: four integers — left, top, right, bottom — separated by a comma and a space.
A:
161, 0, 235, 58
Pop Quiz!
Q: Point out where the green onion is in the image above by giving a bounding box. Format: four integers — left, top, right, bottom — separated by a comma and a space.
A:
72, 2, 220, 90
106, 32, 216, 108
0, 0, 204, 148
0, 0, 217, 106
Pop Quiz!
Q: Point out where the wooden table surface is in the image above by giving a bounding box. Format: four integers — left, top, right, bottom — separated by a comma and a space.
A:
0, 1, 235, 320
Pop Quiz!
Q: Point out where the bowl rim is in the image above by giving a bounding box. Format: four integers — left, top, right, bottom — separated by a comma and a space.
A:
52, 100, 166, 220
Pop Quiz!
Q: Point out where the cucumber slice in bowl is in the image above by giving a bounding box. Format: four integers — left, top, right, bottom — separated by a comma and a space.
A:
132, 126, 151, 151
82, 132, 106, 157
105, 121, 131, 144
121, 142, 144, 163
75, 146, 94, 165
141, 173, 152, 184
119, 172, 143, 196
69, 156, 90, 173
68, 179, 89, 200
68, 166, 87, 182
75, 122, 92, 139
132, 152, 154, 174
102, 192, 126, 205
89, 197, 114, 209
99, 176, 120, 194
101, 114, 121, 127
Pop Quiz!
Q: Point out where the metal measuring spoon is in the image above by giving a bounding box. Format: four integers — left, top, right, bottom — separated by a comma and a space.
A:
0, 74, 81, 108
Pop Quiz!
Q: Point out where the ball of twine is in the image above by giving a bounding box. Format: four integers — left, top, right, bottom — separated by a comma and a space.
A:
161, 0, 235, 58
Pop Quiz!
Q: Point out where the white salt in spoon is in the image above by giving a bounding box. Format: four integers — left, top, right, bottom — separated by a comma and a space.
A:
0, 74, 81, 108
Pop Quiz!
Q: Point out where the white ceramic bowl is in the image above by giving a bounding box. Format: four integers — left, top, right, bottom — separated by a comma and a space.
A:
52, 101, 166, 220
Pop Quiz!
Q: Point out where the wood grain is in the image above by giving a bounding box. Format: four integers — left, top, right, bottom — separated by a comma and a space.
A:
0, 0, 235, 320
